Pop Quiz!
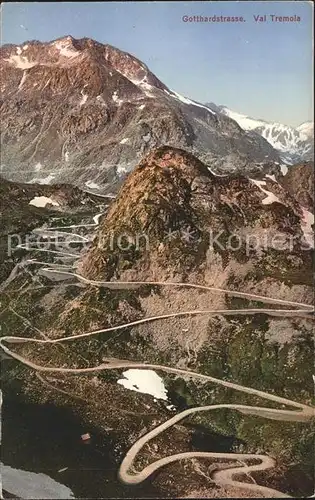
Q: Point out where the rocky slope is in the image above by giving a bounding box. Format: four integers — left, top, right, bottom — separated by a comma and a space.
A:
206, 103, 314, 165
279, 161, 314, 214
1, 147, 314, 498
1, 36, 280, 192
0, 175, 110, 238
0, 177, 108, 284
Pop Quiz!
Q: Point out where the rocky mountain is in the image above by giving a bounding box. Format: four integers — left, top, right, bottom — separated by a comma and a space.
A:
1, 36, 280, 192
80, 146, 314, 281
206, 103, 314, 165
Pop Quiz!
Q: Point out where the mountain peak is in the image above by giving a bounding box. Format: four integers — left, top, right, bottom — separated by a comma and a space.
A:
79, 145, 308, 282
205, 103, 314, 164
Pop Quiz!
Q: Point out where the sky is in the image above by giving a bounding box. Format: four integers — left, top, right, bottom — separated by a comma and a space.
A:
2, 1, 313, 127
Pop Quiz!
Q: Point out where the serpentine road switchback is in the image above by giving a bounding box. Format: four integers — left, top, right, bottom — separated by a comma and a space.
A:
1, 219, 314, 498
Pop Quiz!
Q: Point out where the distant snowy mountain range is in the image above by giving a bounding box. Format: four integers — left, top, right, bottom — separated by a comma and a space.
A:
206, 103, 314, 164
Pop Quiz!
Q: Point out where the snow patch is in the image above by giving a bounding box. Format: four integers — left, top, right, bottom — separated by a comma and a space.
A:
64, 152, 70, 162
139, 104, 145, 110
261, 191, 281, 205
120, 138, 129, 144
223, 107, 281, 133
29, 173, 56, 185
35, 163, 42, 172
18, 70, 27, 90
138, 78, 155, 98
116, 164, 128, 176
23, 44, 29, 50
79, 91, 88, 106
110, 68, 154, 97
112, 90, 123, 105
29, 196, 60, 208
4, 54, 37, 69
117, 369, 168, 400
1, 463, 75, 499
93, 213, 103, 225
280, 154, 295, 166
221, 106, 313, 160
280, 164, 288, 176
16, 47, 22, 55
265, 174, 277, 182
